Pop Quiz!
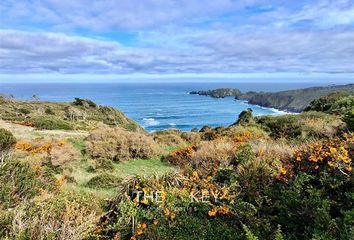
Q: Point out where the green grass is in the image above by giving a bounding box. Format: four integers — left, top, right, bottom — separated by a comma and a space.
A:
165, 145, 180, 152
112, 158, 175, 178
66, 158, 175, 198
68, 137, 86, 154
63, 184, 117, 199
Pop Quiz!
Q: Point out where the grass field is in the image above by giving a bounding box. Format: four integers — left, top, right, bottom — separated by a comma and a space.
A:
68, 158, 176, 198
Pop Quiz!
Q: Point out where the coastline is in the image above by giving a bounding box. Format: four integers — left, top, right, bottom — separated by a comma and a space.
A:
237, 99, 292, 115
189, 83, 354, 113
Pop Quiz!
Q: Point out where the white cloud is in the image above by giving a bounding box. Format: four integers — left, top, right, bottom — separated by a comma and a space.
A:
0, 1, 353, 75
0, 0, 264, 30
1, 29, 353, 74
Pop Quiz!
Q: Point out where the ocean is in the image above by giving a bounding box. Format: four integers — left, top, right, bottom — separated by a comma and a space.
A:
0, 81, 350, 131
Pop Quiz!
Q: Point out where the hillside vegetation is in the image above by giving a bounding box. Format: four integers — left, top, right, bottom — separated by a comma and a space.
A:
0, 96, 142, 131
0, 93, 353, 240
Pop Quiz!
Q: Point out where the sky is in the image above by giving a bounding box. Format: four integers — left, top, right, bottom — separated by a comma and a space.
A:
0, 0, 354, 81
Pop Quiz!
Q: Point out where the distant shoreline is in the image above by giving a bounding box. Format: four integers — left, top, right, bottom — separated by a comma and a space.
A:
190, 83, 354, 112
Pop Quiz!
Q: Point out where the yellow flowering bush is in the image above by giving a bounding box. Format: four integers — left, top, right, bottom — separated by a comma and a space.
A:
293, 133, 353, 174
99, 171, 234, 239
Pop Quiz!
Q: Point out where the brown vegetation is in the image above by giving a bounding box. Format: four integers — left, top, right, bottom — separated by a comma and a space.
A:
86, 126, 163, 162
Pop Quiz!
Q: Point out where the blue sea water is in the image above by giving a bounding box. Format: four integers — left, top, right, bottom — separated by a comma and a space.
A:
0, 81, 350, 131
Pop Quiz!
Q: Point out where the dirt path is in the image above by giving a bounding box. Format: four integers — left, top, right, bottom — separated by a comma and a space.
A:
0, 119, 88, 140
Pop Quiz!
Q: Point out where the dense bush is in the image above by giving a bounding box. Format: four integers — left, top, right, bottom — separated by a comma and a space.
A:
86, 173, 122, 189
0, 96, 5, 104
234, 108, 255, 126
189, 138, 239, 176
152, 130, 201, 149
0, 128, 16, 151
17, 108, 31, 115
256, 112, 345, 139
97, 173, 236, 240
180, 131, 201, 144
72, 97, 97, 108
329, 95, 354, 114
49, 142, 81, 167
0, 160, 57, 210
344, 110, 354, 131
31, 116, 73, 130
305, 91, 349, 112
44, 107, 55, 115
86, 127, 162, 162
2, 191, 101, 240
164, 145, 196, 169
0, 128, 16, 165
153, 130, 187, 148
166, 129, 265, 176
305, 93, 354, 132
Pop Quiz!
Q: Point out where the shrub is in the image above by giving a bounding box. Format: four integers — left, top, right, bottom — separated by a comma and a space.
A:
15, 139, 53, 154
234, 108, 255, 126
0, 96, 5, 104
199, 126, 220, 140
199, 125, 212, 132
153, 130, 201, 148
65, 106, 86, 121
263, 171, 353, 240
180, 131, 201, 144
223, 125, 269, 141
86, 173, 122, 189
31, 117, 73, 130
230, 143, 256, 165
305, 91, 349, 112
329, 95, 354, 114
49, 142, 81, 167
164, 145, 197, 169
235, 156, 277, 201
14, 139, 81, 169
44, 107, 55, 115
144, 212, 240, 240
252, 141, 295, 161
98, 172, 236, 240
343, 110, 354, 131
189, 138, 239, 176
0, 160, 57, 210
0, 128, 16, 165
6, 192, 101, 240
17, 108, 30, 115
86, 127, 162, 162
94, 158, 115, 171
153, 130, 187, 148
72, 97, 97, 108
293, 134, 353, 175
256, 112, 345, 139
166, 131, 262, 176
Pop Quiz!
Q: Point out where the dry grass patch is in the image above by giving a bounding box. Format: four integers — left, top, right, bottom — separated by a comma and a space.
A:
86, 126, 163, 162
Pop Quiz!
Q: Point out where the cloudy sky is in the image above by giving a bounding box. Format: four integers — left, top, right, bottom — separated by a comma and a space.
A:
0, 0, 353, 79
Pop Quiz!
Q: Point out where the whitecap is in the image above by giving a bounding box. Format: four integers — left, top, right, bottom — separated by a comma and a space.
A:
143, 118, 155, 121
143, 117, 160, 126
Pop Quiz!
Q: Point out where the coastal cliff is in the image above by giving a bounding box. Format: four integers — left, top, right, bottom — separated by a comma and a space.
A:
189, 88, 242, 98
190, 84, 354, 112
